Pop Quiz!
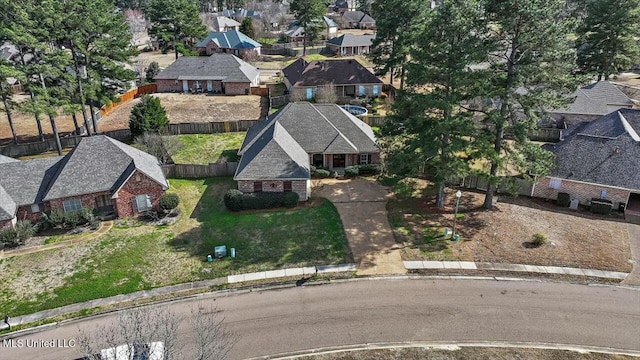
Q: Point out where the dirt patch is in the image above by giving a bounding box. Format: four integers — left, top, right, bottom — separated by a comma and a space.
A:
98, 93, 264, 131
390, 187, 632, 272
134, 51, 179, 69
0, 242, 96, 302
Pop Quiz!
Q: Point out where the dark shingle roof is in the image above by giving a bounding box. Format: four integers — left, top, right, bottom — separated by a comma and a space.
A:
234, 122, 310, 180
552, 81, 634, 116
240, 102, 378, 157
548, 109, 640, 190
0, 157, 63, 206
44, 135, 168, 201
196, 30, 261, 49
155, 53, 259, 83
326, 34, 375, 48
282, 59, 382, 87
211, 16, 240, 30
342, 11, 375, 24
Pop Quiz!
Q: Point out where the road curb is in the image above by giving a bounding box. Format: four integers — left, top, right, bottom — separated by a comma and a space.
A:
245, 341, 640, 359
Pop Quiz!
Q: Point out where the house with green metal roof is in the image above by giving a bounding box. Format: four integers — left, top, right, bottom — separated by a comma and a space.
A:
196, 29, 261, 59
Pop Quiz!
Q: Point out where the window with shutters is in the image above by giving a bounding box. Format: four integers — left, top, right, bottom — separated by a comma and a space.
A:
63, 199, 82, 213
133, 194, 152, 212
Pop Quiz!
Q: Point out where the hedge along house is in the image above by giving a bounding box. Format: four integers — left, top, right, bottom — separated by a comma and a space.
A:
531, 109, 640, 223
154, 53, 259, 94
282, 58, 383, 101
234, 102, 380, 200
0, 136, 169, 229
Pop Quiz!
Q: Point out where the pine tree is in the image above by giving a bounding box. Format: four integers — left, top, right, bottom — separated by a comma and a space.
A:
381, 0, 491, 208
240, 18, 256, 39
576, 0, 640, 80
146, 0, 208, 59
129, 95, 169, 137
0, 60, 23, 144
146, 62, 161, 83
369, 0, 427, 89
480, 0, 580, 208
290, 0, 329, 55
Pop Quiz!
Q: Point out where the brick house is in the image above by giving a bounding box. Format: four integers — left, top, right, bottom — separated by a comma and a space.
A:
154, 53, 259, 95
195, 30, 261, 58
326, 33, 375, 56
282, 58, 383, 101
0, 136, 169, 228
532, 109, 640, 223
340, 11, 376, 29
234, 102, 380, 200
547, 81, 634, 128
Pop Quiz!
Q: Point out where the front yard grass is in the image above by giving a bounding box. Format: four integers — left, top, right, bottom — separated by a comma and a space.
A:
172, 133, 245, 164
0, 177, 351, 317
386, 178, 632, 272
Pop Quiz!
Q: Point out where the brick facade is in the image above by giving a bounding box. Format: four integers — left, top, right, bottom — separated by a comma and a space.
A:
236, 180, 309, 201
224, 82, 252, 95
156, 79, 250, 95
0, 218, 14, 229
113, 170, 166, 218
48, 190, 113, 216
533, 176, 631, 209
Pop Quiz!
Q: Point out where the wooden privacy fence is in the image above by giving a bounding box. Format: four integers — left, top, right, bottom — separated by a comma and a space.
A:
250, 86, 269, 96
527, 128, 562, 142
165, 121, 258, 135
451, 175, 534, 197
162, 162, 238, 178
0, 129, 133, 157
100, 83, 157, 117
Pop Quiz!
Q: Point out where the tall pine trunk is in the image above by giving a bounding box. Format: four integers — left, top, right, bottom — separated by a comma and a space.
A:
18, 49, 44, 142
71, 113, 80, 135
70, 42, 91, 136
483, 121, 504, 209
89, 101, 98, 134
303, 35, 307, 56
1, 89, 18, 144
48, 114, 63, 155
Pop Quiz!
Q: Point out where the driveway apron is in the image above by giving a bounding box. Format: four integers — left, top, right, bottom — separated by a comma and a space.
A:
315, 179, 406, 275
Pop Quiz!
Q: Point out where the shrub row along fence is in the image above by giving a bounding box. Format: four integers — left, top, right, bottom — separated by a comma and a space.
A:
161, 162, 238, 178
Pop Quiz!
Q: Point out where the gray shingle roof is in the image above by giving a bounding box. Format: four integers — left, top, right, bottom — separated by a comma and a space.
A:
0, 185, 16, 221
0, 157, 63, 206
234, 122, 310, 180
0, 154, 18, 164
240, 102, 379, 157
282, 59, 382, 87
196, 30, 261, 49
212, 16, 240, 30
155, 54, 259, 83
342, 11, 375, 24
548, 109, 640, 190
43, 135, 168, 201
552, 81, 634, 116
326, 34, 375, 48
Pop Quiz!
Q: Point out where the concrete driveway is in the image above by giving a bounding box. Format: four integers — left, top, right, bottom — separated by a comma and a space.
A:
314, 178, 406, 275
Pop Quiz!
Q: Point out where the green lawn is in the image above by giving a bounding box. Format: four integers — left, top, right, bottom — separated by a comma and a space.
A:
172, 133, 245, 164
0, 177, 351, 316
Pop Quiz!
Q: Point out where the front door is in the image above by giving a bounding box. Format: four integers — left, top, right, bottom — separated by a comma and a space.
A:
95, 195, 114, 216
207, 80, 213, 92
182, 80, 189, 92
332, 154, 346, 168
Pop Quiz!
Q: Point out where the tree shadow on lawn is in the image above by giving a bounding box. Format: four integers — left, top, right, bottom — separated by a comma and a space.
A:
168, 179, 352, 275
497, 195, 626, 223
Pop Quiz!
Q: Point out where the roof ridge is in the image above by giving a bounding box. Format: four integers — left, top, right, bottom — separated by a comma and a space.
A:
238, 103, 290, 155
618, 110, 640, 142
310, 104, 358, 152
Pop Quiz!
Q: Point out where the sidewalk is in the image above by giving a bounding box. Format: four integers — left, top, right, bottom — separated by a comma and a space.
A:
403, 261, 629, 280
622, 223, 640, 285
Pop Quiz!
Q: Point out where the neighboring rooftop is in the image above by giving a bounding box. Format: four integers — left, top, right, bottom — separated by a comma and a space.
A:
326, 33, 375, 47
239, 102, 378, 156
212, 15, 240, 30
155, 53, 259, 83
196, 29, 261, 50
552, 81, 634, 116
342, 11, 375, 24
44, 135, 168, 201
548, 108, 640, 190
282, 59, 382, 87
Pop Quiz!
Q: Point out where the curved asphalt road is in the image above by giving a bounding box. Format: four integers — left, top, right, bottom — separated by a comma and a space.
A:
1, 278, 639, 360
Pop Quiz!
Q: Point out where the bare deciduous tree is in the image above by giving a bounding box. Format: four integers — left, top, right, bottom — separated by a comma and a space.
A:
314, 84, 338, 104
289, 88, 308, 102
76, 304, 235, 360
134, 132, 183, 164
